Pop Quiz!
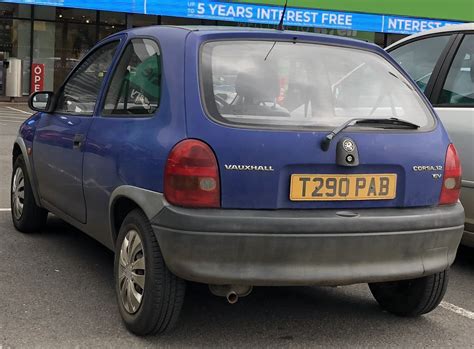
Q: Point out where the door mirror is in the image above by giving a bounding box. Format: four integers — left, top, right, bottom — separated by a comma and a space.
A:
29, 91, 55, 113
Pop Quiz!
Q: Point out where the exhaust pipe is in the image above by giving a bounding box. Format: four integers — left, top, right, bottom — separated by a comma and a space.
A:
209, 284, 253, 304
226, 291, 239, 304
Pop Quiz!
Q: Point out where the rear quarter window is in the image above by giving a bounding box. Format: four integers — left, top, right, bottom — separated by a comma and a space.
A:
200, 40, 435, 130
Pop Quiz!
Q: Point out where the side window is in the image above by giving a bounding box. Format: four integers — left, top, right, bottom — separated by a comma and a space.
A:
390, 35, 451, 92
103, 38, 161, 116
438, 35, 474, 105
55, 41, 119, 115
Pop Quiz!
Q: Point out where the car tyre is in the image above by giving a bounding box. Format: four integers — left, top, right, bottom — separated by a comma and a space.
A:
11, 155, 48, 233
114, 209, 186, 336
369, 270, 448, 317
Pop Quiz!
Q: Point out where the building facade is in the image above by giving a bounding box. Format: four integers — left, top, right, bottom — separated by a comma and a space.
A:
0, 0, 472, 98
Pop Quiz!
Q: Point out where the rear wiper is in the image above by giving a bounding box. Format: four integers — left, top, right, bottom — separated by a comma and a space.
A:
321, 117, 420, 151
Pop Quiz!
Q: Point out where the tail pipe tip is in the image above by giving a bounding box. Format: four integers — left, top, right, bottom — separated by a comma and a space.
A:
226, 291, 239, 304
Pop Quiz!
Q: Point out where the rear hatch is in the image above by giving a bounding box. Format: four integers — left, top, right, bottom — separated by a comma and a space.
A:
185, 36, 449, 210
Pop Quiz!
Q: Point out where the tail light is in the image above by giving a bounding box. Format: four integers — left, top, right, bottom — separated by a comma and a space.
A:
164, 139, 220, 208
439, 143, 462, 205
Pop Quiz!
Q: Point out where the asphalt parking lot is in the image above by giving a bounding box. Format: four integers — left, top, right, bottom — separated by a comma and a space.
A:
0, 104, 473, 348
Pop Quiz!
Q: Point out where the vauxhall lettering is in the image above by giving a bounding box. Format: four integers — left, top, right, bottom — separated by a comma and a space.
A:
224, 165, 274, 171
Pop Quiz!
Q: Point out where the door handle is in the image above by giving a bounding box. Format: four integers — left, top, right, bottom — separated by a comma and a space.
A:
73, 134, 85, 150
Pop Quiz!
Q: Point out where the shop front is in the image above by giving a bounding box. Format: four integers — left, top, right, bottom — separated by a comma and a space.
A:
0, 0, 471, 98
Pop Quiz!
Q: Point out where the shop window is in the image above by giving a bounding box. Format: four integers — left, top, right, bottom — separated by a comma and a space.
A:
103, 38, 161, 116
99, 24, 125, 40
438, 35, 474, 105
200, 19, 219, 25
99, 11, 126, 37
34, 6, 56, 21
100, 11, 126, 26
128, 14, 159, 28
373, 33, 386, 48
386, 34, 409, 47
0, 19, 15, 54
217, 21, 241, 27
0, 19, 31, 95
33, 21, 56, 92
161, 16, 201, 25
0, 3, 31, 19
56, 8, 97, 24
55, 41, 119, 115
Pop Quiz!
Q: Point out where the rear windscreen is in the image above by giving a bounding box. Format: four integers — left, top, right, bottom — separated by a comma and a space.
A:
200, 40, 434, 129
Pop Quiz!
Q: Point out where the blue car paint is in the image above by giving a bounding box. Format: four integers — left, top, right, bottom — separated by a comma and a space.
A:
33, 114, 93, 223
18, 26, 452, 249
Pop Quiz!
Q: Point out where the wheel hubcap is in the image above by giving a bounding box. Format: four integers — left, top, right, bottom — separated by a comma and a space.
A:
12, 167, 25, 220
118, 229, 145, 314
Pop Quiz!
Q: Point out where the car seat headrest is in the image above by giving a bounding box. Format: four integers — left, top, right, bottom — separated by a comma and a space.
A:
235, 63, 280, 101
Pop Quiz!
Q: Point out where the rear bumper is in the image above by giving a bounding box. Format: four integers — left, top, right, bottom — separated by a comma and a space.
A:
151, 203, 465, 286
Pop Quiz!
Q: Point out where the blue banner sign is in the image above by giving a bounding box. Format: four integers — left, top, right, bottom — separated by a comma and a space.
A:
2, 0, 462, 34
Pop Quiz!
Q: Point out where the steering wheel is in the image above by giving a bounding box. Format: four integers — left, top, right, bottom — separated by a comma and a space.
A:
64, 94, 91, 114
214, 94, 230, 111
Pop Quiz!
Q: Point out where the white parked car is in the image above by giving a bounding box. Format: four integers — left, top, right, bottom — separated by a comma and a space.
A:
387, 23, 474, 247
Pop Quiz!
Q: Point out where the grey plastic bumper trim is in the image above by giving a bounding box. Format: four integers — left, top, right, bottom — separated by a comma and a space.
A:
109, 185, 165, 221
153, 203, 465, 235
462, 180, 474, 189
151, 203, 464, 286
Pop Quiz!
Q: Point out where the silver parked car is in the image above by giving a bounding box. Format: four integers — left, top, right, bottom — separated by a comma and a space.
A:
387, 23, 474, 247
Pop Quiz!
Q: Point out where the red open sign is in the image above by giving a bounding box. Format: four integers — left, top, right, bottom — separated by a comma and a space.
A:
31, 63, 45, 93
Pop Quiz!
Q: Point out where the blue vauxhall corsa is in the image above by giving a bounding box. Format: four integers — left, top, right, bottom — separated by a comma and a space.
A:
12, 26, 465, 336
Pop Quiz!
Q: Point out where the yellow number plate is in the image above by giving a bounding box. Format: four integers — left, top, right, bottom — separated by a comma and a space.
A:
290, 174, 397, 201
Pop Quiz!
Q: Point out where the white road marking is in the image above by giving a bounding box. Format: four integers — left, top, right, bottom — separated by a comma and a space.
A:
0, 119, 23, 123
0, 115, 27, 120
440, 301, 474, 320
0, 111, 26, 115
0, 208, 11, 211
5, 106, 31, 115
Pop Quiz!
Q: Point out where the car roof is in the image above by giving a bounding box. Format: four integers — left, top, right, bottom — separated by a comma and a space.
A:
120, 25, 384, 53
386, 23, 474, 50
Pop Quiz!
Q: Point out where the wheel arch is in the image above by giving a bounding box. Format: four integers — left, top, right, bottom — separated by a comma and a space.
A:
12, 143, 22, 164
109, 186, 165, 246
12, 137, 42, 206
